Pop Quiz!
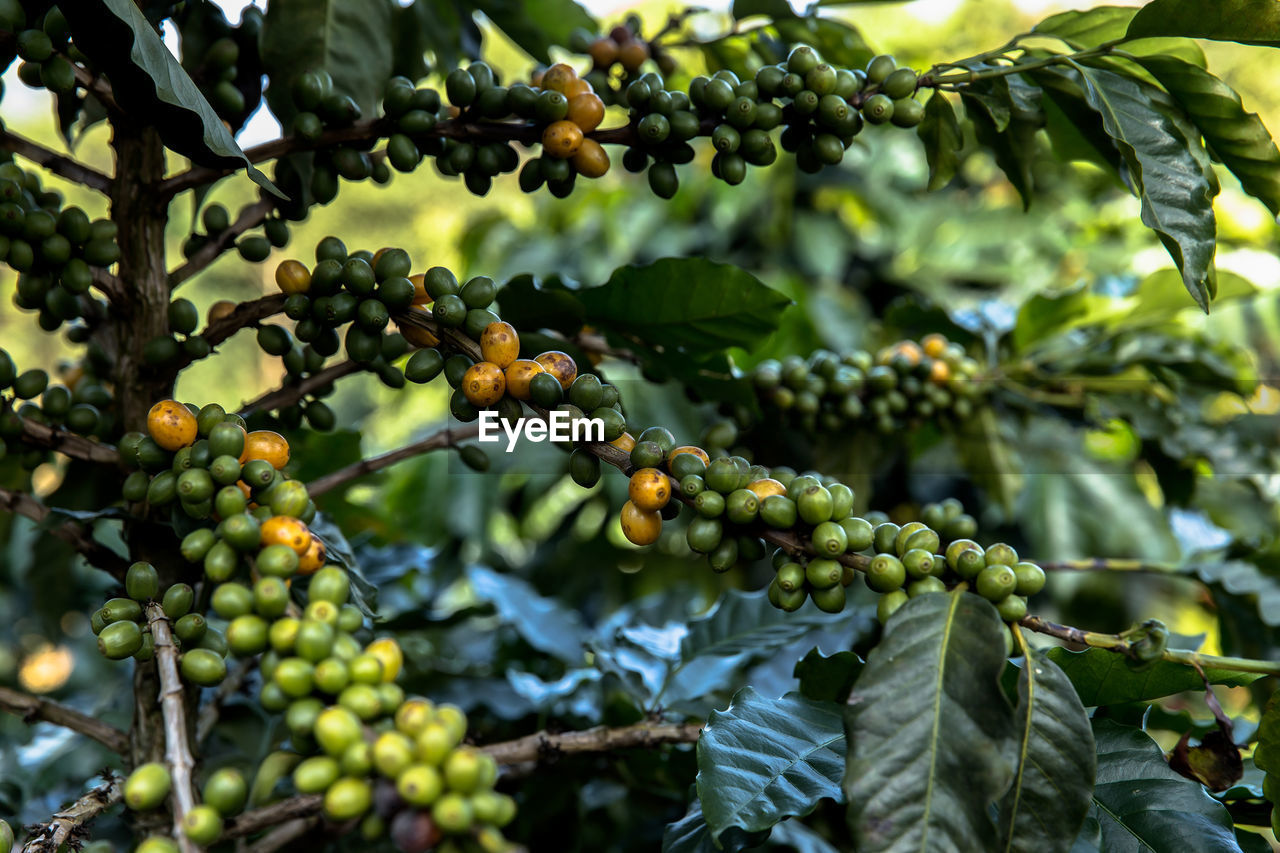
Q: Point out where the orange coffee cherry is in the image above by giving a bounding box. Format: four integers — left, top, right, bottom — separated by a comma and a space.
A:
588, 38, 619, 67
628, 468, 671, 512
147, 400, 198, 451
241, 430, 290, 469
297, 536, 326, 574
275, 260, 311, 295
479, 322, 520, 369
746, 478, 786, 501
668, 445, 710, 467
610, 432, 636, 453
542, 121, 584, 159
620, 500, 661, 546
540, 63, 577, 94
261, 516, 311, 555
505, 359, 545, 400
618, 41, 650, 73
929, 359, 951, 384
409, 273, 433, 307
566, 93, 605, 133
207, 300, 237, 323
400, 323, 440, 348
571, 139, 610, 178
534, 351, 577, 390
563, 77, 593, 98
922, 333, 948, 359
462, 362, 506, 407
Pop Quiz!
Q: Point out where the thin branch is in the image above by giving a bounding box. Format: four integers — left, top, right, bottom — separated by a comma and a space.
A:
20, 776, 122, 853
306, 423, 482, 497
92, 266, 127, 303
0, 129, 110, 192
223, 720, 701, 840
199, 294, 289, 349
69, 61, 119, 115
1019, 615, 1280, 677
196, 659, 254, 744
169, 199, 275, 288
18, 417, 121, 465
0, 486, 130, 579
0, 686, 128, 753
242, 818, 320, 853
144, 602, 198, 853
480, 720, 702, 765
239, 360, 361, 416
221, 795, 324, 840
1036, 558, 1177, 574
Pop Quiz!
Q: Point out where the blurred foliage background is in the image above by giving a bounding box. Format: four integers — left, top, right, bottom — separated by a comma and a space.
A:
4, 0, 1280, 849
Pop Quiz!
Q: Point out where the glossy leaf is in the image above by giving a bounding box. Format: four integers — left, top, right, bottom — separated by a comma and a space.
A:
1034, 6, 1138, 46
58, 0, 278, 195
261, 0, 394, 127
793, 648, 863, 704
471, 0, 596, 63
1128, 55, 1280, 216
999, 647, 1096, 853
662, 796, 771, 853
697, 688, 845, 842
1127, 0, 1280, 46
845, 591, 1016, 852
1089, 719, 1241, 851
1069, 63, 1217, 310
1046, 647, 1262, 706
467, 566, 589, 663
578, 258, 792, 352
918, 92, 964, 191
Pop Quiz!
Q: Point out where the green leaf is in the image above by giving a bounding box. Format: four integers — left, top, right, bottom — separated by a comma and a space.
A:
1252, 693, 1280, 778
578, 258, 792, 353
58, 0, 279, 196
1032, 68, 1124, 173
680, 589, 849, 664
999, 648, 1096, 853
698, 688, 845, 842
1127, 55, 1280, 216
261, 0, 394, 129
1090, 719, 1241, 851
1045, 647, 1263, 706
1186, 561, 1280, 629
732, 0, 797, 19
467, 566, 588, 663
496, 273, 586, 336
963, 75, 1044, 209
793, 648, 863, 704
394, 0, 481, 78
955, 406, 1025, 515
1069, 62, 1217, 311
1034, 6, 1138, 47
469, 0, 596, 63
845, 591, 1016, 852
663, 796, 771, 853
1127, 0, 1280, 47
918, 92, 963, 191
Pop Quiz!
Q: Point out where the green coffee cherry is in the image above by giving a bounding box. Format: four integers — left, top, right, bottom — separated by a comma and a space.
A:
124, 762, 172, 811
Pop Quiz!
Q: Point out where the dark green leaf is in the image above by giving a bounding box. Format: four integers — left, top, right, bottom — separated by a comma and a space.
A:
469, 0, 596, 63
963, 75, 1044, 209
793, 648, 863, 704
1187, 561, 1280, 628
1034, 6, 1138, 47
578, 258, 792, 352
58, 0, 279, 196
1127, 0, 1280, 46
680, 590, 848, 664
1045, 647, 1262, 706
1069, 62, 1217, 310
467, 566, 588, 663
1090, 719, 1241, 851
918, 92, 963, 191
845, 591, 1016, 852
662, 796, 771, 853
698, 688, 845, 842
394, 0, 481, 79
1127, 55, 1280, 216
1031, 67, 1123, 173
261, 0, 394, 128
999, 648, 1096, 853
732, 0, 797, 19
1251, 692, 1280, 776
496, 273, 586, 336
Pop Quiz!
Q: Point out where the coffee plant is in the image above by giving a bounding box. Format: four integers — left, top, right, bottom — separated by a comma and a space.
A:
2, 0, 1280, 851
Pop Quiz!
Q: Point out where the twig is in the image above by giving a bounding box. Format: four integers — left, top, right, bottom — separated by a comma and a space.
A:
242, 818, 320, 853
1019, 615, 1280, 677
480, 720, 702, 765
221, 795, 324, 840
1035, 558, 1175, 574
20, 776, 122, 853
239, 360, 361, 416
69, 61, 119, 115
222, 720, 702, 839
144, 603, 198, 853
0, 129, 111, 192
0, 486, 130, 579
92, 266, 127, 303
0, 686, 128, 753
18, 416, 121, 465
196, 659, 254, 744
169, 199, 275, 288
172, 293, 289, 373
306, 423, 482, 497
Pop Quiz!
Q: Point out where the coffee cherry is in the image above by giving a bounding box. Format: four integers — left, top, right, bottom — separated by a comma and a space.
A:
181, 805, 222, 845
877, 589, 909, 624
124, 763, 173, 812
811, 583, 846, 613
620, 500, 661, 545
182, 648, 227, 686
985, 543, 1019, 567
866, 54, 896, 85
866, 553, 906, 593
995, 594, 1028, 622
976, 564, 1017, 601
325, 777, 373, 821
805, 558, 842, 590
812, 521, 848, 557
1014, 562, 1046, 596
126, 561, 160, 601
98, 620, 143, 659
202, 768, 247, 816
